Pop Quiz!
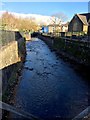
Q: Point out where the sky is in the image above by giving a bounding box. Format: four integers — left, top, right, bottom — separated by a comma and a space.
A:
1, 2, 89, 20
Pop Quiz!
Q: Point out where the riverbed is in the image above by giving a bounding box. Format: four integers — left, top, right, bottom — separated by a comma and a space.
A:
11, 38, 89, 120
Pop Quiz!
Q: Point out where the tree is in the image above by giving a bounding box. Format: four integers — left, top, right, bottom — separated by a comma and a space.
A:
18, 18, 38, 32
1, 11, 19, 30
1, 12, 38, 32
51, 12, 68, 25
50, 12, 68, 33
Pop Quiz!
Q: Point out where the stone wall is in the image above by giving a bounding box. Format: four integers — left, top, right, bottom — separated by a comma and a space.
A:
38, 34, 90, 66
0, 41, 19, 69
0, 37, 26, 69
0, 32, 26, 96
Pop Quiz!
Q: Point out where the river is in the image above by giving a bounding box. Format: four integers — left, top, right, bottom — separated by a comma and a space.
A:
11, 38, 89, 120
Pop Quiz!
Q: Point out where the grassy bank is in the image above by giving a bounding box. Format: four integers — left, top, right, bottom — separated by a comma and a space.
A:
53, 37, 90, 66
38, 34, 90, 66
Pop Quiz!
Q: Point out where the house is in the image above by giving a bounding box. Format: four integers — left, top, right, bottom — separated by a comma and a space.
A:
47, 22, 69, 33
68, 13, 90, 34
47, 24, 61, 33
61, 22, 69, 32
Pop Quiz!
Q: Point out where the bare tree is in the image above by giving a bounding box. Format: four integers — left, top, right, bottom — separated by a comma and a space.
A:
1, 12, 38, 32
51, 12, 68, 25
50, 12, 68, 33
1, 11, 19, 30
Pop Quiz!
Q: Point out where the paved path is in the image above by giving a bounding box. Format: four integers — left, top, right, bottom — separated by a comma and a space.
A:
11, 38, 89, 120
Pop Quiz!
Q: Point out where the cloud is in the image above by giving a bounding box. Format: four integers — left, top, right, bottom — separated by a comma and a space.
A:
0, 10, 52, 25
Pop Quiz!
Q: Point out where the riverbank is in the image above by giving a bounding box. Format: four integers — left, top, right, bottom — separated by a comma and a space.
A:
38, 34, 90, 81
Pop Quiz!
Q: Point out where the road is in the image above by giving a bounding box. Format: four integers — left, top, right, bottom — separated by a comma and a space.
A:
11, 38, 89, 120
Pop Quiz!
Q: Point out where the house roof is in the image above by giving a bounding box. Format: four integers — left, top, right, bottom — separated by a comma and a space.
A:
61, 22, 69, 27
47, 24, 61, 27
77, 13, 90, 25
47, 22, 69, 27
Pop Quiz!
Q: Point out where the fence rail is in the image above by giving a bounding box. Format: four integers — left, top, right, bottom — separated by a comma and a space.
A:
42, 32, 89, 41
42, 32, 90, 48
59, 37, 90, 48
0, 101, 40, 120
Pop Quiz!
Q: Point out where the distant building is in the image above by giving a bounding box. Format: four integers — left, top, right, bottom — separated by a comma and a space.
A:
68, 13, 90, 34
61, 22, 69, 32
46, 23, 69, 33
42, 26, 48, 33
47, 24, 61, 33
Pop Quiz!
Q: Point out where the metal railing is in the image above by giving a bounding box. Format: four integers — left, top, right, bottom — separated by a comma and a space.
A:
1, 101, 90, 120
0, 101, 41, 120
72, 106, 90, 120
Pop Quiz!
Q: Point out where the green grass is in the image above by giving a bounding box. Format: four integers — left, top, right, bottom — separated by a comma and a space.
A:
53, 37, 90, 65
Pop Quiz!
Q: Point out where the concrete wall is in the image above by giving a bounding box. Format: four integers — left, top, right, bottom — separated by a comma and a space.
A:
0, 33, 26, 96
0, 41, 20, 69
0, 37, 26, 69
